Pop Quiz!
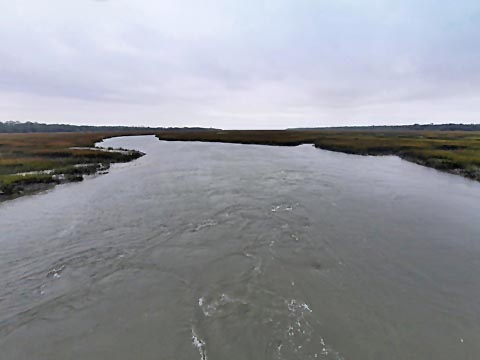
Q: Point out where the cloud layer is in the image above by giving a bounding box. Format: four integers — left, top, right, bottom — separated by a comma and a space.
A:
1, 0, 479, 128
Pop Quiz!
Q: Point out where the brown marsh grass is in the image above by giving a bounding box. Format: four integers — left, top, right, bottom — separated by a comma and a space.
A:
156, 130, 480, 181
0, 132, 144, 196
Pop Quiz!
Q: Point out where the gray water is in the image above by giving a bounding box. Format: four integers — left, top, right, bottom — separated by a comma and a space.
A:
1, 135, 480, 360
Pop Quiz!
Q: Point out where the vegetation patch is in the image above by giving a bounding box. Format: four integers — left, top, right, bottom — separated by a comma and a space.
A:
156, 130, 480, 181
0, 132, 145, 199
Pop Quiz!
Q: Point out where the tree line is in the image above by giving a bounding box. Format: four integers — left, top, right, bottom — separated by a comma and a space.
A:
0, 121, 217, 133
293, 123, 480, 131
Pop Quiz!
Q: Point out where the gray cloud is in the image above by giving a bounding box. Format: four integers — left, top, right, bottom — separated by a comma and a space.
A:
0, 0, 479, 128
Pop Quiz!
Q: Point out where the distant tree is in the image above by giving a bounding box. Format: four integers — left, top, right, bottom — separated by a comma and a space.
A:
291, 123, 480, 132
0, 121, 219, 133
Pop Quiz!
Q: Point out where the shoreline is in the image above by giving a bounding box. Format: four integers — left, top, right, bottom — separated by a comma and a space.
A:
156, 130, 480, 182
0, 132, 146, 203
0, 153, 144, 203
2, 129, 479, 203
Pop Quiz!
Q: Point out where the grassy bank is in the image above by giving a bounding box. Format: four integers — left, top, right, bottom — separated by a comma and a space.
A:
2, 130, 478, 201
0, 132, 145, 199
156, 130, 480, 181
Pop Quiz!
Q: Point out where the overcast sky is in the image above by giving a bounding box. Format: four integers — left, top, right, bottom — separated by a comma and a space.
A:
1, 0, 479, 129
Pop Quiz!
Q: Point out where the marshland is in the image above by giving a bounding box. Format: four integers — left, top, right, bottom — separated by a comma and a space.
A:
2, 128, 480, 201
2, 134, 480, 360
0, 132, 144, 198
3, 0, 480, 358
159, 129, 480, 181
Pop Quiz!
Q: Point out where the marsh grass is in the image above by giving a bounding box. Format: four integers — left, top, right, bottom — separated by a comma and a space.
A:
0, 132, 145, 196
156, 130, 480, 181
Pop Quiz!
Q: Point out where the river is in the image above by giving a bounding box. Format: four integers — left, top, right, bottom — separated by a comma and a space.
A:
1, 135, 480, 359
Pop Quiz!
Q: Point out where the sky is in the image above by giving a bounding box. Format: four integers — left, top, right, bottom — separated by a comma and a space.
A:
0, 0, 479, 129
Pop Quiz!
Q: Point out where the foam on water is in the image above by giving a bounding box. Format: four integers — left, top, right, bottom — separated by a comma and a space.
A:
271, 203, 298, 213
192, 219, 218, 232
272, 299, 345, 359
191, 328, 208, 360
198, 293, 240, 317
46, 264, 66, 279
